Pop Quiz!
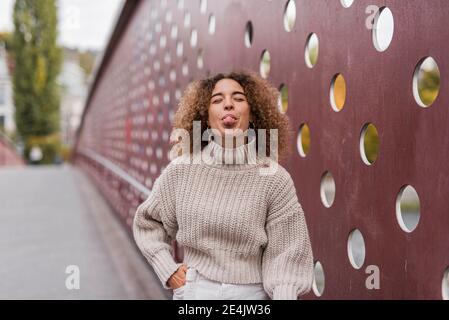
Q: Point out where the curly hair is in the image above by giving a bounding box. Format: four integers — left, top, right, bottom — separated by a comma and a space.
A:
171, 70, 293, 163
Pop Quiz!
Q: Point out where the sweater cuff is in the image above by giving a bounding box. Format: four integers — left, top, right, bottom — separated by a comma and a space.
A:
272, 284, 298, 300
150, 249, 183, 290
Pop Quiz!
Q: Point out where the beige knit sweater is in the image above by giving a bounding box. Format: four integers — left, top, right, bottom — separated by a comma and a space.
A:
132, 137, 314, 300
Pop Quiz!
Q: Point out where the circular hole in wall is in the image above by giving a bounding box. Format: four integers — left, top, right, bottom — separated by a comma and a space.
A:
278, 84, 288, 113
260, 50, 271, 79
372, 6, 394, 52
245, 21, 253, 48
320, 171, 335, 208
360, 123, 380, 165
413, 56, 440, 108
190, 29, 198, 47
297, 123, 310, 157
396, 185, 420, 233
348, 229, 366, 269
283, 0, 296, 32
208, 14, 216, 34
340, 0, 354, 8
305, 33, 319, 68
442, 268, 449, 300
312, 261, 325, 297
330, 73, 346, 112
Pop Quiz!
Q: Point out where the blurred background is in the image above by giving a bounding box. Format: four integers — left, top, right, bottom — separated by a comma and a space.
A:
0, 0, 123, 164
0, 0, 169, 300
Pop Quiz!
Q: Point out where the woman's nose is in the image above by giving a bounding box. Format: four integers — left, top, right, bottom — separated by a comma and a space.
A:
224, 97, 234, 110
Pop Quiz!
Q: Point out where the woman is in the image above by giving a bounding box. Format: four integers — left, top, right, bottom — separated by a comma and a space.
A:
133, 71, 314, 300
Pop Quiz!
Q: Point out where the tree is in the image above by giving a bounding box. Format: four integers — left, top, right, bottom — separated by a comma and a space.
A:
0, 32, 12, 50
78, 50, 96, 81
12, 0, 62, 163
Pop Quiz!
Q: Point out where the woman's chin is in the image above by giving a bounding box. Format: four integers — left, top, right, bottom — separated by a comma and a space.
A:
221, 128, 245, 137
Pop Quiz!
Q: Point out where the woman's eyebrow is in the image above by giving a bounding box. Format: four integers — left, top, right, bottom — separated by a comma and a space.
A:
211, 91, 246, 99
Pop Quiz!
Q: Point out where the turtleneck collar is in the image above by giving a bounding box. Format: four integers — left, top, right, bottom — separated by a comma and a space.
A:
201, 135, 262, 170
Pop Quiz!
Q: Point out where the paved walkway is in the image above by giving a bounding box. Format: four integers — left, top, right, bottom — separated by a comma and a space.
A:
0, 164, 170, 299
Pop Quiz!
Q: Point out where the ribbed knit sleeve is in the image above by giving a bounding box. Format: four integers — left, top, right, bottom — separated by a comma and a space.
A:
132, 163, 182, 290
262, 167, 314, 300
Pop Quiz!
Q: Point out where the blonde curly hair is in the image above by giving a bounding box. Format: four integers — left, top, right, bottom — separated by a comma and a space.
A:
171, 70, 293, 163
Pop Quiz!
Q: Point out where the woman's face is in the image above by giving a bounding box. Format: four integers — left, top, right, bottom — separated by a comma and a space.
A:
208, 78, 252, 143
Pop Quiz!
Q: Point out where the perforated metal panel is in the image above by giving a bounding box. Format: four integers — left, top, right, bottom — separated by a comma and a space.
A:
73, 0, 449, 299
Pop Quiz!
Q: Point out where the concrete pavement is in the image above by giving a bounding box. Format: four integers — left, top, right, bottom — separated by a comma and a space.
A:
0, 164, 170, 299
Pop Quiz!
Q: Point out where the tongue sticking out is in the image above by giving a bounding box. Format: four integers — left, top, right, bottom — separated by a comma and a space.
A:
222, 116, 237, 127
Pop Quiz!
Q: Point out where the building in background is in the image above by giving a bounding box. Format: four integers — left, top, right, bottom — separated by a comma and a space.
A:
58, 58, 87, 147
58, 48, 99, 148
0, 43, 15, 135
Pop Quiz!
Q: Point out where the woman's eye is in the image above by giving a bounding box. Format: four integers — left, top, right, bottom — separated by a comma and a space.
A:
212, 99, 222, 104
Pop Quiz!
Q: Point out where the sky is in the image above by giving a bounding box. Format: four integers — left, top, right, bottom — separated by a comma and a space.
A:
0, 0, 125, 51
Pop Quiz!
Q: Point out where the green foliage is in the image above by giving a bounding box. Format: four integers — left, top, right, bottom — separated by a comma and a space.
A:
363, 124, 379, 164
418, 69, 440, 106
59, 143, 73, 162
0, 32, 13, 50
301, 124, 310, 155
308, 46, 318, 66
12, 0, 62, 163
78, 51, 96, 80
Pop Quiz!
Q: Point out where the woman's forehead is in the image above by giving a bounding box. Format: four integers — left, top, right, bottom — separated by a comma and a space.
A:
212, 78, 244, 94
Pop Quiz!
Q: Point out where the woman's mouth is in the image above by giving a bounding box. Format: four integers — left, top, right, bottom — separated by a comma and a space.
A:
222, 115, 238, 127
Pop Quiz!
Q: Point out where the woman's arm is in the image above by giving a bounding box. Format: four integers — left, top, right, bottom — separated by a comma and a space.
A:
262, 167, 314, 300
132, 163, 182, 289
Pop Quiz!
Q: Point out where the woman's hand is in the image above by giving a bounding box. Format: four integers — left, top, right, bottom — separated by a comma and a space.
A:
167, 264, 188, 289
